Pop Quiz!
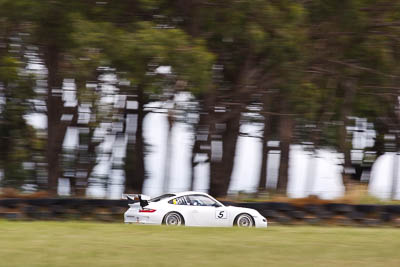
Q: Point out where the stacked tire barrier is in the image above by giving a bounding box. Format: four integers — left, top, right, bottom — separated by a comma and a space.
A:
1, 198, 399, 226
230, 202, 400, 226
0, 198, 127, 222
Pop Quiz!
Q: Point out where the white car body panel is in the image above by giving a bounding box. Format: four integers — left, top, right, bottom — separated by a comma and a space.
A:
124, 191, 267, 228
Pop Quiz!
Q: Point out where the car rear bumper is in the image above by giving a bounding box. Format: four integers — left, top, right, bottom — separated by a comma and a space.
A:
124, 209, 162, 225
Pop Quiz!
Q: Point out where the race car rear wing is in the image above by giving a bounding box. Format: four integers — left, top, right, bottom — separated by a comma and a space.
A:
122, 194, 150, 208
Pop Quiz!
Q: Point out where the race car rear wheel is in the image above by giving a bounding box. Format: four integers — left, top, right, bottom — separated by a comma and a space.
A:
234, 213, 254, 227
163, 212, 184, 226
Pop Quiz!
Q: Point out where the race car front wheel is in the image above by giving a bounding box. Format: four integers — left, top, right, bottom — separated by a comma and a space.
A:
163, 212, 184, 226
234, 213, 254, 227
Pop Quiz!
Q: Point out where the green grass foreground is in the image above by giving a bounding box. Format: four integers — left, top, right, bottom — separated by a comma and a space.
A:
0, 221, 399, 267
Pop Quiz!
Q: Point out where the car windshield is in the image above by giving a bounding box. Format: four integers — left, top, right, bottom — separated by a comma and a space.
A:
149, 194, 176, 202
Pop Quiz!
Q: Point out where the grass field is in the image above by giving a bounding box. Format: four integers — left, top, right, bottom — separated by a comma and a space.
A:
0, 221, 399, 267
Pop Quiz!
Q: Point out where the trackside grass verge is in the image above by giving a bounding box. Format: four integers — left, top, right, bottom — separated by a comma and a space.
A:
0, 221, 399, 267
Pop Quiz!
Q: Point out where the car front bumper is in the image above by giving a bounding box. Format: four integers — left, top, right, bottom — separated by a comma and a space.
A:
254, 216, 268, 228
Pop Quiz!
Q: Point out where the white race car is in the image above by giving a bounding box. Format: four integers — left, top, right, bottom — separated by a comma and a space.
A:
124, 191, 267, 228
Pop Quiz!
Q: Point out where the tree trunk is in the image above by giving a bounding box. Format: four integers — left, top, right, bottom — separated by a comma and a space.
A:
277, 98, 293, 193
190, 110, 209, 191
258, 138, 269, 191
258, 94, 272, 191
189, 142, 198, 191
209, 106, 241, 197
277, 116, 293, 193
339, 80, 357, 190
45, 45, 65, 195
124, 90, 146, 193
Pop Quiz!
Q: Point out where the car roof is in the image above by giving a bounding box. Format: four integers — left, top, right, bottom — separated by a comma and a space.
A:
155, 191, 211, 201
158, 191, 224, 206
172, 191, 210, 197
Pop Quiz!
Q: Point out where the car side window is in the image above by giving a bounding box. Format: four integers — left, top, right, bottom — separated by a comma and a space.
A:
168, 196, 189, 205
187, 195, 220, 207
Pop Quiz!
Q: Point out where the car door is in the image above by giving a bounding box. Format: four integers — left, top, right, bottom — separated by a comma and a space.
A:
186, 195, 229, 227
190, 205, 214, 226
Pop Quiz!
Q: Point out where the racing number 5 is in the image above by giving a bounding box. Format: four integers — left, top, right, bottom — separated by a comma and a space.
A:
216, 210, 227, 219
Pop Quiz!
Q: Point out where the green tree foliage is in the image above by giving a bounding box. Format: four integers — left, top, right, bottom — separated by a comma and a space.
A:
71, 17, 214, 93
3, 0, 400, 197
0, 55, 36, 187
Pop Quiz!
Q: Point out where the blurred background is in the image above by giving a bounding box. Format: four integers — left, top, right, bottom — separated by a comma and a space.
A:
1, 0, 400, 202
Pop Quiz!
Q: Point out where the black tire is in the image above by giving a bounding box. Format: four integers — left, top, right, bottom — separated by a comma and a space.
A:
162, 212, 185, 226
233, 213, 255, 227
